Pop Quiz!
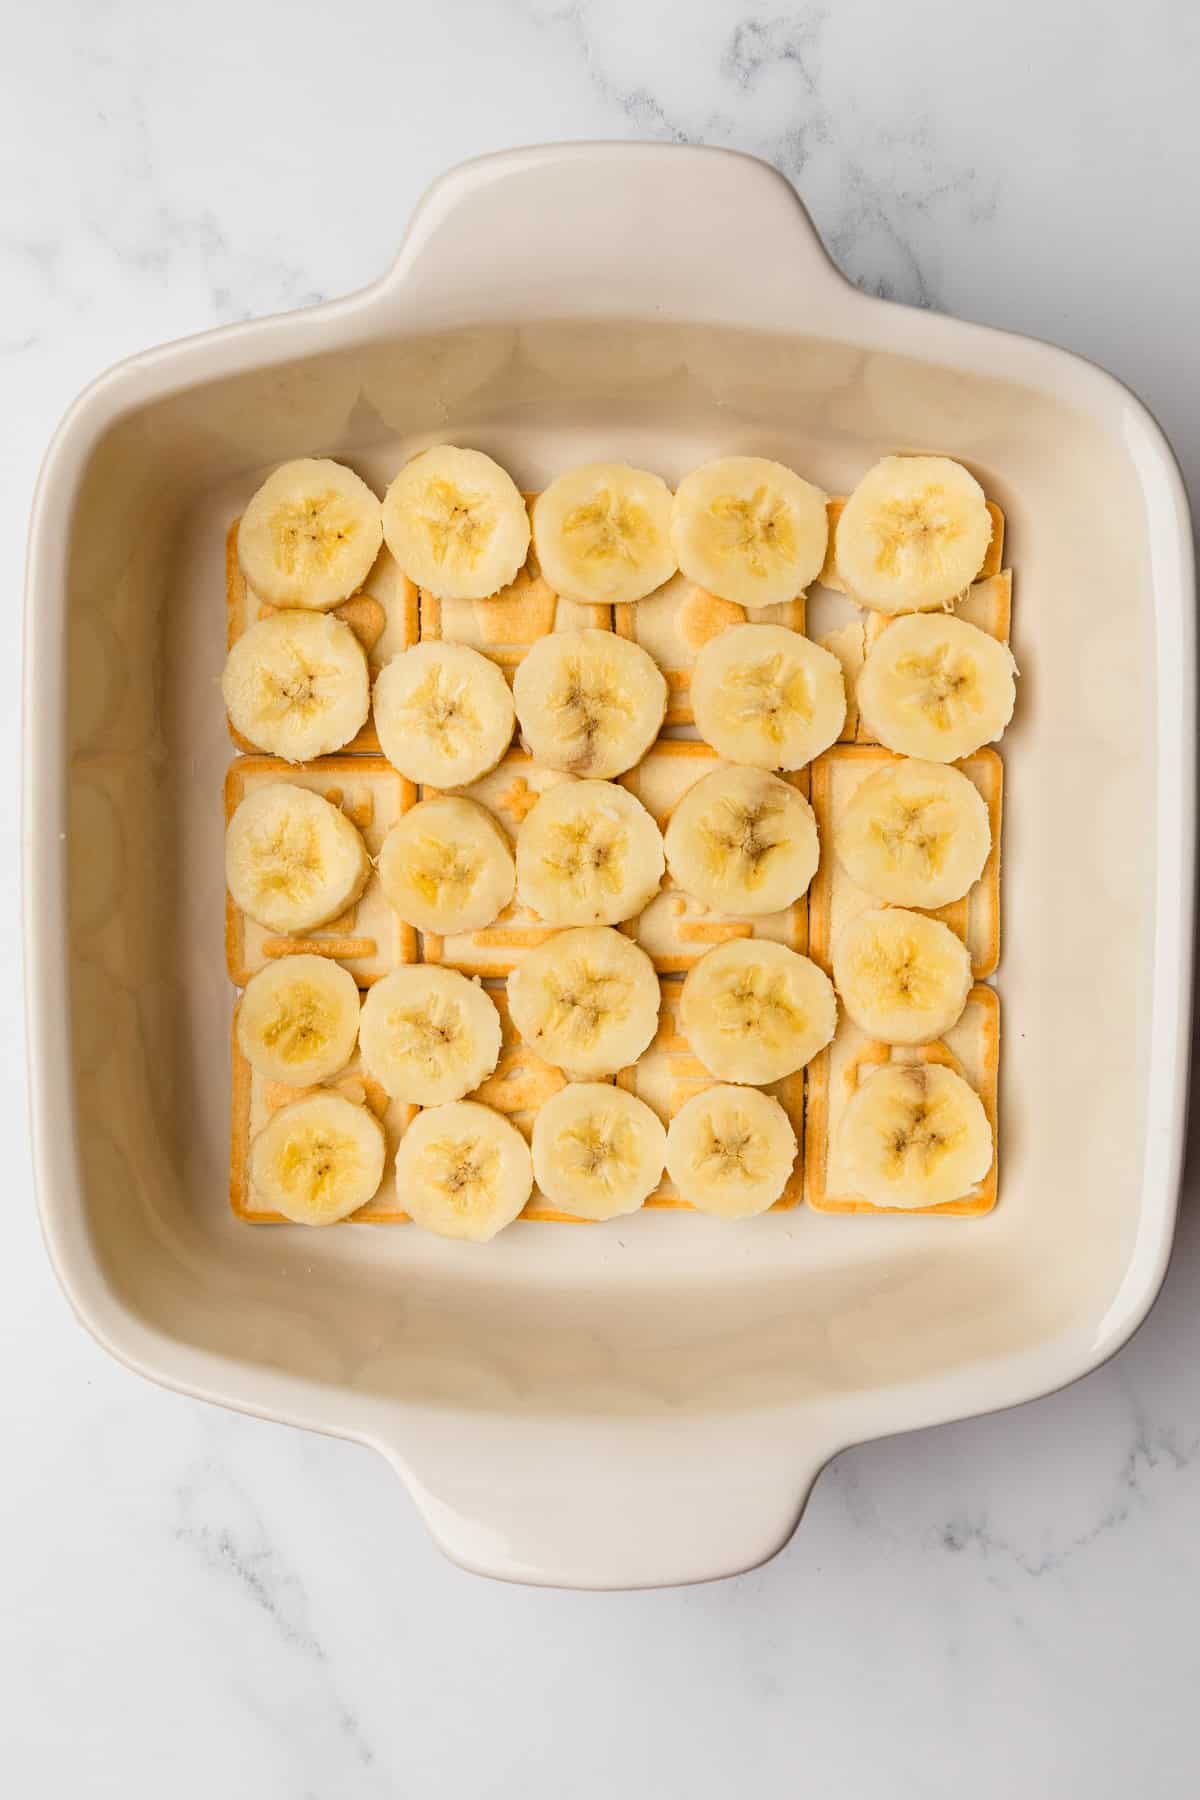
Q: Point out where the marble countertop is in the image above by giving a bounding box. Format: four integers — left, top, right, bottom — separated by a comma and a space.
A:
4, 1, 1199, 1793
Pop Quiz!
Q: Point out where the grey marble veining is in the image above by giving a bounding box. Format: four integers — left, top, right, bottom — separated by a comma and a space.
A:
4, 1, 1200, 1794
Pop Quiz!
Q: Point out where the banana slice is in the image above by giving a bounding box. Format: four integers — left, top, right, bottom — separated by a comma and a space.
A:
378, 796, 514, 936
249, 1092, 386, 1225
225, 783, 370, 934
834, 758, 991, 910
395, 1100, 533, 1242
507, 926, 660, 1077
516, 779, 664, 926
835, 455, 993, 613
670, 456, 828, 608
665, 1083, 797, 1219
691, 623, 846, 771
236, 955, 361, 1084
358, 965, 502, 1105
222, 610, 370, 762
664, 765, 819, 917
832, 908, 972, 1046
680, 938, 837, 1083
381, 445, 530, 600
531, 1082, 666, 1220
532, 462, 676, 605
856, 613, 1018, 761
512, 628, 667, 778
835, 1062, 993, 1210
237, 458, 383, 611
372, 641, 515, 787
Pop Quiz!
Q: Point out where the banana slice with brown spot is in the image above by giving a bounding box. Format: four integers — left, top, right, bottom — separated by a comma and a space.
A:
663, 765, 819, 917
512, 628, 667, 778
835, 1062, 993, 1209
237, 459, 383, 612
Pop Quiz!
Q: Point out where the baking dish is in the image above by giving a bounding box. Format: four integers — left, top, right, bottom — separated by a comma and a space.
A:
25, 143, 1194, 1589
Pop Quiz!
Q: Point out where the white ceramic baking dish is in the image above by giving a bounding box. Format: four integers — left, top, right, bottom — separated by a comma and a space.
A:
25, 144, 1195, 1589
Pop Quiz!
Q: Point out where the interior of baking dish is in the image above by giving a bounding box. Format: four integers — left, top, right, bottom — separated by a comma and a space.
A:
33, 148, 1191, 1585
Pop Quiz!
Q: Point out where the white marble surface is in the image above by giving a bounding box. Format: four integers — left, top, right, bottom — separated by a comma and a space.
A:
4, 0, 1200, 1792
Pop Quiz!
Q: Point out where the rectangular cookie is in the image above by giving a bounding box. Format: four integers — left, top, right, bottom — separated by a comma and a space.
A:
808, 745, 1002, 980
616, 980, 804, 1211
420, 750, 578, 976
613, 575, 805, 727
225, 755, 417, 987
618, 739, 809, 973
230, 1030, 417, 1223
818, 567, 1012, 745
805, 984, 999, 1216
419, 495, 609, 674
225, 520, 419, 755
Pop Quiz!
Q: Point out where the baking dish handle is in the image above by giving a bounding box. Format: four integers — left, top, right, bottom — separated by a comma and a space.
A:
379, 1413, 832, 1589
372, 143, 860, 334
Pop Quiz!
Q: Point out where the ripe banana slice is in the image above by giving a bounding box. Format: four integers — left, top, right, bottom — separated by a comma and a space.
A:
833, 758, 991, 909
680, 939, 837, 1084
835, 455, 993, 614
378, 796, 514, 936
665, 1084, 797, 1219
670, 456, 828, 609
663, 765, 819, 917
358, 965, 502, 1105
225, 783, 370, 934
249, 1092, 386, 1225
856, 613, 1018, 761
832, 908, 972, 1046
516, 779, 664, 926
394, 1100, 532, 1242
237, 458, 384, 611
507, 926, 660, 1077
372, 640, 515, 787
531, 1082, 666, 1220
532, 462, 676, 605
691, 622, 846, 771
222, 610, 369, 762
381, 445, 530, 600
835, 1062, 993, 1210
236, 955, 361, 1085
512, 628, 667, 778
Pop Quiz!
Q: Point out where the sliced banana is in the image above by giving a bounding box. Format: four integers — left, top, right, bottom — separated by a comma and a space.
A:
691, 622, 846, 771
670, 456, 828, 609
507, 926, 660, 1077
381, 445, 530, 600
395, 1100, 533, 1242
372, 640, 515, 787
856, 613, 1017, 761
531, 1082, 666, 1220
663, 765, 819, 917
378, 796, 514, 936
237, 458, 383, 611
835, 1062, 993, 1210
833, 758, 991, 910
225, 783, 370, 934
680, 938, 837, 1084
832, 908, 972, 1046
835, 455, 993, 613
236, 955, 361, 1085
532, 462, 676, 605
512, 628, 667, 778
665, 1084, 797, 1219
222, 610, 370, 762
358, 966, 502, 1105
516, 779, 664, 926
249, 1092, 386, 1225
